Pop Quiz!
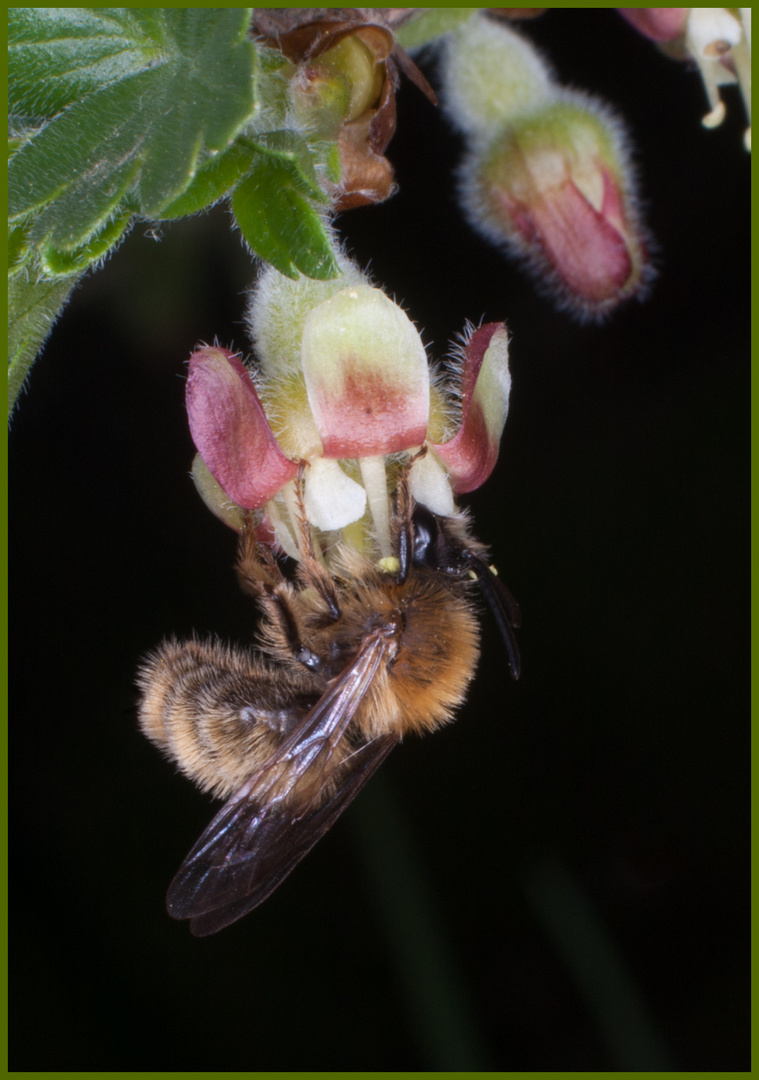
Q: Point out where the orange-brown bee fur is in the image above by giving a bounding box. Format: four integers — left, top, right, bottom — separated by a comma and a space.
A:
137, 473, 519, 935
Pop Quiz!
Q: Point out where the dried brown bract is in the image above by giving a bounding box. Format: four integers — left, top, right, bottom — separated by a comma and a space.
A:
252, 8, 437, 209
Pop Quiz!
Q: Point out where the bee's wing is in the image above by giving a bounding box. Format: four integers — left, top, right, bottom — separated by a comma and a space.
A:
178, 733, 397, 936
166, 627, 399, 935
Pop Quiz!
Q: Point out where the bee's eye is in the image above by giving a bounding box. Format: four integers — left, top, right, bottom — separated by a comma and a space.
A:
411, 506, 437, 567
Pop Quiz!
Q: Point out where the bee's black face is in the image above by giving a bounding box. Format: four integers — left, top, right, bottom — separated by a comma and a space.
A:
411, 505, 466, 576
410, 504, 437, 567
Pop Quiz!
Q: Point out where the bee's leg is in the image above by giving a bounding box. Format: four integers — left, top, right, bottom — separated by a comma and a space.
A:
235, 512, 285, 598
292, 465, 342, 621
235, 513, 325, 672
267, 588, 324, 672
393, 449, 423, 583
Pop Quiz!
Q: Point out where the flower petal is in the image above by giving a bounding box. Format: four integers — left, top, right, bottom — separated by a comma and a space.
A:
190, 453, 246, 531
431, 323, 511, 493
186, 347, 298, 510
304, 456, 367, 530
301, 285, 429, 458
511, 172, 633, 303
409, 451, 455, 516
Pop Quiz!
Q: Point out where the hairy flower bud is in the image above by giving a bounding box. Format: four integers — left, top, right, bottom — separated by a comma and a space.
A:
459, 96, 652, 320
441, 12, 554, 140
441, 13, 653, 320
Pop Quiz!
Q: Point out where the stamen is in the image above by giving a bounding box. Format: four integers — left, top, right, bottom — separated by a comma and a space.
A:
686, 7, 745, 132
702, 98, 727, 129
359, 455, 393, 558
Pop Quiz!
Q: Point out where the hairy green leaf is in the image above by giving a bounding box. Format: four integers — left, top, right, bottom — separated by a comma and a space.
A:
40, 206, 134, 276
8, 8, 257, 248
8, 223, 34, 275
232, 161, 338, 280
8, 274, 80, 419
9, 8, 166, 120
251, 130, 326, 201
156, 141, 259, 220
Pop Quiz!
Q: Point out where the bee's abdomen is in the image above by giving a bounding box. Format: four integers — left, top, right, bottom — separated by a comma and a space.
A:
137, 637, 319, 798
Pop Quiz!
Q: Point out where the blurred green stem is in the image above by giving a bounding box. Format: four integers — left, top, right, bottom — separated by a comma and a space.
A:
518, 853, 675, 1070
350, 773, 493, 1070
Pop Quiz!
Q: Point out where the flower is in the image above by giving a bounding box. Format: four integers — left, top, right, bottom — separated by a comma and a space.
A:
185, 261, 511, 565
440, 13, 652, 321
459, 96, 652, 321
618, 7, 751, 150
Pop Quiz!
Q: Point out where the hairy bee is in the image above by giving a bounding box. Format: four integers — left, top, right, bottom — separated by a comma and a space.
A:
138, 481, 520, 935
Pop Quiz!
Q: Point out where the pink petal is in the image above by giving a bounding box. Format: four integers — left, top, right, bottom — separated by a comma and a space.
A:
431, 323, 511, 493
186, 347, 298, 509
301, 286, 429, 458
617, 8, 688, 43
505, 171, 633, 304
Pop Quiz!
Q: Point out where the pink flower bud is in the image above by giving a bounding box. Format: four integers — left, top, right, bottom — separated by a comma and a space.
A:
617, 8, 688, 43
461, 96, 652, 320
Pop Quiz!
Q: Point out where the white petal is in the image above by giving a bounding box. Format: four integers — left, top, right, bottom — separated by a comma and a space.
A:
304, 457, 367, 531
409, 453, 455, 517
687, 8, 742, 58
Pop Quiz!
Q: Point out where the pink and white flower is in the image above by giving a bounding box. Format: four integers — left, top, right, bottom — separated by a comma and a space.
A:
619, 8, 751, 149
185, 263, 511, 563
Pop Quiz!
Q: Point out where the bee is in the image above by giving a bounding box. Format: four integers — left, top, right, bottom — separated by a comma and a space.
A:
137, 473, 520, 935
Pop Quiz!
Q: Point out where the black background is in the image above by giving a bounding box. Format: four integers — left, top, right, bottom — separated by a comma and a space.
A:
10, 10, 750, 1071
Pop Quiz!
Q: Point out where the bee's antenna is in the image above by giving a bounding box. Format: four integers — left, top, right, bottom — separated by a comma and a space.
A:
465, 553, 522, 680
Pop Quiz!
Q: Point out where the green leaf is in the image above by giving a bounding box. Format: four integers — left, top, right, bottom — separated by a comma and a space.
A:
251, 130, 327, 202
156, 140, 259, 220
40, 205, 134, 276
232, 161, 338, 280
158, 127, 332, 223
8, 273, 80, 419
9, 8, 166, 120
8, 8, 257, 249
395, 9, 476, 51
8, 223, 33, 275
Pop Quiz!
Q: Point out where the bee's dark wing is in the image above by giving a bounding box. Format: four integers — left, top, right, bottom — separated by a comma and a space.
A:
467, 553, 522, 680
178, 733, 397, 936
166, 627, 399, 935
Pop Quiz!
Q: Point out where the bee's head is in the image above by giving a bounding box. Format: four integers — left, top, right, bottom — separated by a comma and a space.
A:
411, 503, 521, 680
411, 505, 469, 576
